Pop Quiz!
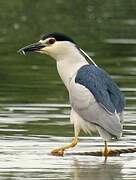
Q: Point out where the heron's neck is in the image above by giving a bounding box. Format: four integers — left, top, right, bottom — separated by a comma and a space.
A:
56, 48, 88, 89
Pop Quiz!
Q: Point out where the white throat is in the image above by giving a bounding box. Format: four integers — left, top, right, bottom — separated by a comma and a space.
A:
56, 45, 89, 89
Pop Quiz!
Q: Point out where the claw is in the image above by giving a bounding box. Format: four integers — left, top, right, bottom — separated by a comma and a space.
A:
51, 148, 64, 156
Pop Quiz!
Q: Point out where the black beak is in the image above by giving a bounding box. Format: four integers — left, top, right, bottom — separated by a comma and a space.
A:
18, 42, 45, 54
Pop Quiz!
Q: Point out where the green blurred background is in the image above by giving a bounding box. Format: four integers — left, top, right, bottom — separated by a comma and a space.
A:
0, 0, 135, 104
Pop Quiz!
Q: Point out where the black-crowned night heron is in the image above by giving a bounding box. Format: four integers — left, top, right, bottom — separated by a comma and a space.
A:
18, 32, 125, 158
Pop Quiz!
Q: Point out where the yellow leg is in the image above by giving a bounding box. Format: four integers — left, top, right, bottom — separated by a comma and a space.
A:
51, 128, 80, 156
103, 141, 110, 158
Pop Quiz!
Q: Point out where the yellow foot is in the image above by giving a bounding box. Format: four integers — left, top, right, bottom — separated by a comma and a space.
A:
103, 147, 110, 157
103, 141, 110, 160
51, 148, 64, 156
51, 137, 78, 156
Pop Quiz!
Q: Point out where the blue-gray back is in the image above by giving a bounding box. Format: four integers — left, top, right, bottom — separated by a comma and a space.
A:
75, 65, 125, 114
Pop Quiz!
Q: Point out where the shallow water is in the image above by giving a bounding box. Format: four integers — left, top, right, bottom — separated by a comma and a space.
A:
0, 1, 136, 179
0, 101, 135, 179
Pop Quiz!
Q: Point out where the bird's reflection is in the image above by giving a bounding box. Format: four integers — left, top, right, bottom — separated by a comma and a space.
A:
71, 157, 123, 180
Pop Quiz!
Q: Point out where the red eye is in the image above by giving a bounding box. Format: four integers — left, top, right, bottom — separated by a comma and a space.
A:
48, 38, 56, 45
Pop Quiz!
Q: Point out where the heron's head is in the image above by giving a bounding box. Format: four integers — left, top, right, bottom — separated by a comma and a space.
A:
18, 32, 77, 60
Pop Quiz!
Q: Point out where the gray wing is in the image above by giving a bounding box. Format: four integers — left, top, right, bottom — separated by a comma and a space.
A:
69, 77, 122, 138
